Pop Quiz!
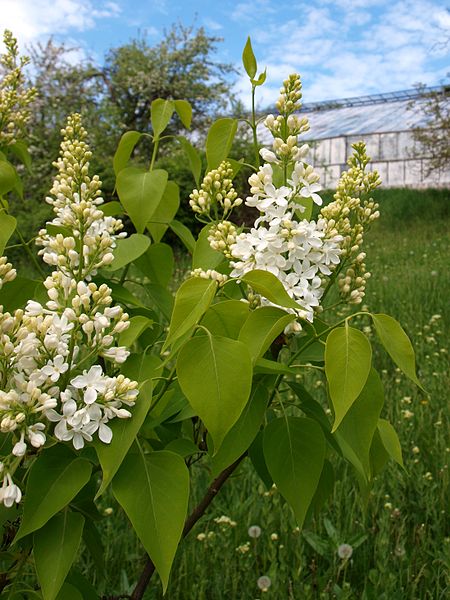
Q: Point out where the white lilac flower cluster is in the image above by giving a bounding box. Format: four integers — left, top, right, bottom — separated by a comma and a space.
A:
228, 75, 343, 322
0, 115, 138, 506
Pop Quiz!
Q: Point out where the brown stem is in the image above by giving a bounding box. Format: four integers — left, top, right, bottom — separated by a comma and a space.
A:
130, 454, 245, 600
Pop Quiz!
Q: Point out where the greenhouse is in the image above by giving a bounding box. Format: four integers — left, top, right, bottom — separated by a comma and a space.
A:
261, 86, 450, 188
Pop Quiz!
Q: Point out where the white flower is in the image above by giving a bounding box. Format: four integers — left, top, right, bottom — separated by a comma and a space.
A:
257, 575, 272, 591
12, 434, 27, 457
41, 355, 69, 382
300, 182, 323, 206
337, 543, 353, 560
259, 148, 278, 163
0, 474, 22, 507
248, 525, 262, 538
71, 365, 106, 404
28, 423, 46, 448
101, 346, 130, 364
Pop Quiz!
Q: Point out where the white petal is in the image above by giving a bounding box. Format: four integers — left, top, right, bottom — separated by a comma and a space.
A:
99, 423, 113, 444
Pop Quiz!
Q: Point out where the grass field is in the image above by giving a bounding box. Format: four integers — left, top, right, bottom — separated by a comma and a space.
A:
83, 188, 449, 599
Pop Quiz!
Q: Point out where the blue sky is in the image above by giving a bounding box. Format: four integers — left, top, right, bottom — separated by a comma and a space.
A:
1, 0, 449, 107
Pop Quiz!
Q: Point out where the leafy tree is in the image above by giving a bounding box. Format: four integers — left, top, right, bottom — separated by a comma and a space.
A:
103, 24, 235, 134
14, 27, 235, 245
410, 83, 450, 176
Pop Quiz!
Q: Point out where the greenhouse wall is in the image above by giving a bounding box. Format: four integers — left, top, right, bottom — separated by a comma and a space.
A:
310, 131, 450, 189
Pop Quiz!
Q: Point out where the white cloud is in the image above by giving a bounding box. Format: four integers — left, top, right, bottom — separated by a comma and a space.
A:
235, 0, 450, 105
0, 0, 121, 46
202, 17, 223, 31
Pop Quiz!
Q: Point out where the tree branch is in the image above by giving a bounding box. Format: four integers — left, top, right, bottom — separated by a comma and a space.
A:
130, 454, 245, 600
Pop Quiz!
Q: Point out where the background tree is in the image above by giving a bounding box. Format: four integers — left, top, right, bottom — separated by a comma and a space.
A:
14, 26, 235, 248
410, 83, 450, 176
103, 24, 235, 134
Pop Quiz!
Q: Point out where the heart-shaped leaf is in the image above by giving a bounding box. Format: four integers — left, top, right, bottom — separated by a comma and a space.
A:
116, 167, 168, 234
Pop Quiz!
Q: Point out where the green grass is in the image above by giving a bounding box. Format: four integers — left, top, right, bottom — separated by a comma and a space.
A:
83, 188, 449, 598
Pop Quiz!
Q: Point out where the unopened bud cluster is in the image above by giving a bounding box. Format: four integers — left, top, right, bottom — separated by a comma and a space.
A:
321, 143, 381, 304
36, 113, 125, 280
191, 268, 228, 285
0, 115, 139, 507
0, 30, 36, 146
207, 221, 238, 259
276, 74, 303, 115
0, 256, 16, 289
259, 74, 312, 174
189, 161, 243, 219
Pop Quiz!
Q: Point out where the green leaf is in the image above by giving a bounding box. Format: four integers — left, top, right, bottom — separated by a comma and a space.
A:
263, 417, 326, 528
113, 449, 189, 592
295, 339, 325, 363
147, 181, 180, 243
106, 281, 145, 307
295, 196, 313, 220
108, 233, 150, 271
113, 131, 141, 175
122, 353, 163, 383
0, 160, 16, 195
288, 381, 339, 454
254, 358, 294, 375
334, 369, 384, 482
119, 315, 153, 347
308, 459, 335, 517
252, 68, 267, 87
45, 223, 73, 238
201, 300, 249, 339
169, 219, 196, 253
192, 224, 225, 270
34, 511, 85, 600
66, 571, 100, 600
206, 118, 238, 171
369, 429, 390, 477
0, 211, 16, 255
163, 277, 217, 351
238, 306, 294, 363
377, 419, 403, 467
116, 167, 168, 234
9, 141, 32, 171
371, 313, 424, 390
82, 521, 105, 578
211, 380, 268, 476
174, 100, 192, 129
95, 381, 153, 497
242, 37, 257, 79
145, 283, 174, 320
98, 201, 123, 217
177, 334, 252, 450
134, 242, 174, 288
240, 270, 302, 310
325, 324, 372, 431
0, 278, 38, 312
151, 99, 175, 138
302, 530, 330, 557
177, 136, 201, 187
55, 583, 83, 600
249, 431, 273, 489
165, 438, 199, 458
15, 447, 92, 541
